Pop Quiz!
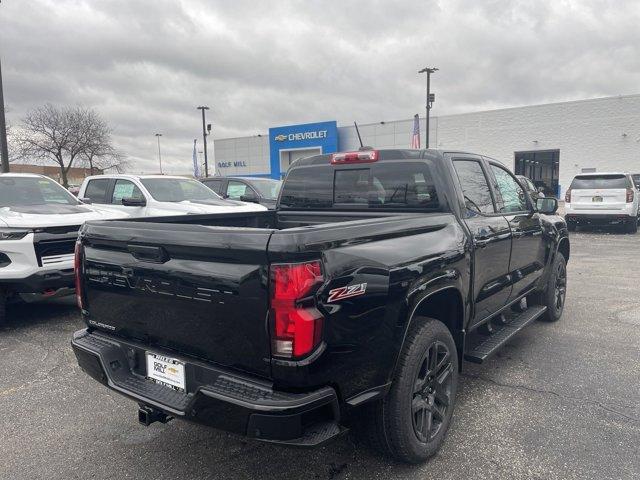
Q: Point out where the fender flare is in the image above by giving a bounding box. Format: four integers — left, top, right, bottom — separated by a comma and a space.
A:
389, 273, 466, 381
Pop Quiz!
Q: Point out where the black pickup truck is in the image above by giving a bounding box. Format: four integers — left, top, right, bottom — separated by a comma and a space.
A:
71, 149, 569, 463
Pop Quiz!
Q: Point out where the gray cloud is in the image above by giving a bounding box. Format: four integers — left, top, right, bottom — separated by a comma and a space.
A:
1, 0, 639, 173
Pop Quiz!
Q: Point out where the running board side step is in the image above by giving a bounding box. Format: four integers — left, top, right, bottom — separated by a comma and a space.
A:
464, 305, 547, 364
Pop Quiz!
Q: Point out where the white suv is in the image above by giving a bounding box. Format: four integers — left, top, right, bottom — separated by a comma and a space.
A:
565, 172, 639, 233
0, 173, 128, 322
78, 175, 267, 217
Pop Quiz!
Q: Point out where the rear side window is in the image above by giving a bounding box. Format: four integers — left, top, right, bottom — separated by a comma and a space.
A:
202, 179, 222, 193
453, 160, 495, 214
280, 161, 441, 210
570, 175, 630, 189
84, 179, 111, 204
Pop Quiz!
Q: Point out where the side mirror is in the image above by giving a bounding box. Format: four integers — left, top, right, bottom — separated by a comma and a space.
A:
122, 197, 147, 207
79, 197, 92, 204
240, 193, 258, 203
536, 197, 558, 214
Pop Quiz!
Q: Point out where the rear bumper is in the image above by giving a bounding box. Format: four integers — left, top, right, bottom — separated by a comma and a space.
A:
565, 213, 636, 226
71, 329, 344, 447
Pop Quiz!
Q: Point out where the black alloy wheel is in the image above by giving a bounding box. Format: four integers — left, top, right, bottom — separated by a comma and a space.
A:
554, 259, 567, 313
411, 340, 454, 443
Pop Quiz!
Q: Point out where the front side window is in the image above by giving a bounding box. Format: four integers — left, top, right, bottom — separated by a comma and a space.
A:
490, 164, 528, 213
453, 160, 495, 214
112, 180, 144, 204
0, 177, 79, 207
226, 181, 249, 199
140, 178, 222, 202
248, 179, 282, 200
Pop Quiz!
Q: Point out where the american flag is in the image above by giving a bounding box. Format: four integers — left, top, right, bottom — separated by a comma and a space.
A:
410, 114, 421, 149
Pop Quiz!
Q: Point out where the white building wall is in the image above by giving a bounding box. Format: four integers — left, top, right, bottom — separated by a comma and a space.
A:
213, 135, 270, 176
215, 94, 640, 194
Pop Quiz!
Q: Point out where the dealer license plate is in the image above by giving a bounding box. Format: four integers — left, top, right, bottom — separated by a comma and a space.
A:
146, 353, 185, 392
592, 196, 603, 202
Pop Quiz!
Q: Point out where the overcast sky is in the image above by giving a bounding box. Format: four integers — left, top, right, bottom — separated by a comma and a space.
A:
2, 0, 640, 173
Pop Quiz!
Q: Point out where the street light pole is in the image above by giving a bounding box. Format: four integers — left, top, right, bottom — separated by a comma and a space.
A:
418, 66, 438, 149
196, 106, 210, 177
155, 133, 163, 174
0, 52, 10, 172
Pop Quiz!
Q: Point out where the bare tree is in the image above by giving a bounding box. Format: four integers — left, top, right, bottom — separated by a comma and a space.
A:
80, 109, 128, 174
5, 120, 18, 163
17, 104, 125, 186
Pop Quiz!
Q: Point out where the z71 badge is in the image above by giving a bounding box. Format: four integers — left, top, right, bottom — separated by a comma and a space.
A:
327, 283, 367, 303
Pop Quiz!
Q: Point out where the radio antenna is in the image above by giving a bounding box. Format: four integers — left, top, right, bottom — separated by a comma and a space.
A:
353, 121, 364, 148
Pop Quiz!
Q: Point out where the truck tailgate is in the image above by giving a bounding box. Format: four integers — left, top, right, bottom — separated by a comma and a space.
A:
79, 221, 274, 378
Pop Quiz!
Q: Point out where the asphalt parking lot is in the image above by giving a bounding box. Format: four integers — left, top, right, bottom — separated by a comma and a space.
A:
1, 230, 639, 480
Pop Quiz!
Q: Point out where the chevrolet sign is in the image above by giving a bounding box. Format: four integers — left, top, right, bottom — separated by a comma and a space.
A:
274, 130, 328, 142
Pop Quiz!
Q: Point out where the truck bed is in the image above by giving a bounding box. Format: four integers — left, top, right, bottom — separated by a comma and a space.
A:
78, 209, 456, 380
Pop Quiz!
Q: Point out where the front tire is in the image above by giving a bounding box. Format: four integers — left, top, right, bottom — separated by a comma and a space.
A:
360, 317, 458, 463
529, 253, 567, 322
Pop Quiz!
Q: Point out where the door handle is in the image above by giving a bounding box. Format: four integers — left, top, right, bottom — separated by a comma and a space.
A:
474, 239, 490, 248
127, 245, 168, 263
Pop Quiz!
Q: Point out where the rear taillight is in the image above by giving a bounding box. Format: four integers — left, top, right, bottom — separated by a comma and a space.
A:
270, 261, 324, 359
74, 240, 83, 310
565, 189, 571, 203
626, 188, 634, 203
330, 150, 379, 164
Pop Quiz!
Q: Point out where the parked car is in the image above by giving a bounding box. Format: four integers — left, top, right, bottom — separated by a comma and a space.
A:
77, 174, 267, 217
201, 176, 282, 210
0, 173, 128, 323
516, 175, 545, 202
71, 149, 569, 463
565, 172, 639, 233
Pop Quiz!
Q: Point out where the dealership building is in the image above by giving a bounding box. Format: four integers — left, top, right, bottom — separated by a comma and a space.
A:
213, 94, 640, 197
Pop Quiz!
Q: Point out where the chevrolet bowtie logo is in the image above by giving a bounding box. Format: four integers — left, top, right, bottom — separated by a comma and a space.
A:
274, 134, 287, 141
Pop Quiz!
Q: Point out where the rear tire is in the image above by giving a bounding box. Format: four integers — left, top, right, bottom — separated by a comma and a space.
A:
0, 289, 6, 326
359, 317, 458, 463
529, 253, 567, 322
625, 219, 638, 234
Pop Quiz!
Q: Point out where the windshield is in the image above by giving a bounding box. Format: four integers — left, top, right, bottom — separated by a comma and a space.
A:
246, 179, 282, 200
0, 176, 79, 207
570, 175, 630, 190
141, 178, 222, 202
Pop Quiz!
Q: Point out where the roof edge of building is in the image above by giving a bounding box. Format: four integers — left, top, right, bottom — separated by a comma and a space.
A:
214, 92, 640, 142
